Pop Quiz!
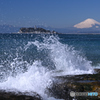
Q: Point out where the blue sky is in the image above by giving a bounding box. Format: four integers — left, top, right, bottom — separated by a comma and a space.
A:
0, 0, 100, 28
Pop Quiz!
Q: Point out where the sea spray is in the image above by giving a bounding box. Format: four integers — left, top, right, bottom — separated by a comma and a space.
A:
0, 34, 94, 99
27, 35, 93, 75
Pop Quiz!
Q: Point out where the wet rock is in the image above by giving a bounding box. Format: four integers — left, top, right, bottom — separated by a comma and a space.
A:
47, 82, 73, 100
47, 71, 100, 100
47, 81, 100, 100
94, 69, 100, 74
0, 90, 42, 100
55, 70, 100, 82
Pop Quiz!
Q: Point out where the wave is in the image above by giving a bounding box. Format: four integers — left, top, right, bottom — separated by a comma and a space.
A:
0, 34, 94, 99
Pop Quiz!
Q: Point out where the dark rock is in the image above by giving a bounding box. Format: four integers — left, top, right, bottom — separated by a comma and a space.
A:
0, 90, 42, 100
47, 72, 100, 100
46, 82, 73, 100
19, 27, 58, 34
94, 69, 100, 74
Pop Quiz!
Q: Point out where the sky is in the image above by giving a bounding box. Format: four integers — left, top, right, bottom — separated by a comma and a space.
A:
0, 0, 100, 28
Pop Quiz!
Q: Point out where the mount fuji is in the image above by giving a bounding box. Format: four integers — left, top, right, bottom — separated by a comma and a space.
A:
53, 19, 100, 34
52, 18, 100, 34
74, 18, 100, 29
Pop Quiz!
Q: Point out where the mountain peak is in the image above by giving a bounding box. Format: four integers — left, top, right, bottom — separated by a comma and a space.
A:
74, 18, 100, 28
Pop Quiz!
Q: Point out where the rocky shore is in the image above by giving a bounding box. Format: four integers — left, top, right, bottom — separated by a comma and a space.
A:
0, 90, 43, 100
0, 69, 100, 100
47, 69, 100, 100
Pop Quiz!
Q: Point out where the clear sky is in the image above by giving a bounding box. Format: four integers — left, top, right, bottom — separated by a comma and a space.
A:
0, 0, 100, 28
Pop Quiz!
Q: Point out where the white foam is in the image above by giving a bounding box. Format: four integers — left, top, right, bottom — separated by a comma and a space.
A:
0, 35, 94, 100
0, 60, 52, 100
30, 35, 94, 75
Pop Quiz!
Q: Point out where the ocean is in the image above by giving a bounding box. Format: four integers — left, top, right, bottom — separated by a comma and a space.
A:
0, 33, 100, 100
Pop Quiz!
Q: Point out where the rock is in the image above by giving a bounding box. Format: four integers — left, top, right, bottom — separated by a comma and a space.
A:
0, 90, 42, 100
47, 72, 100, 100
46, 82, 73, 100
94, 69, 100, 74
47, 81, 100, 100
19, 27, 58, 34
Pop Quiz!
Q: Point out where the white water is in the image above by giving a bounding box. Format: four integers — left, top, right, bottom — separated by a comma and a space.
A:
0, 35, 94, 100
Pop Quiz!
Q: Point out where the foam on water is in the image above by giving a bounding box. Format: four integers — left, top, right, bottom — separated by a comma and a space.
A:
0, 35, 94, 99
0, 60, 52, 99
26, 35, 93, 75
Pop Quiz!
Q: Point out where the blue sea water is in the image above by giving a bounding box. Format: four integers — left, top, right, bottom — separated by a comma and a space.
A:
58, 34, 100, 66
0, 34, 100, 65
0, 33, 99, 99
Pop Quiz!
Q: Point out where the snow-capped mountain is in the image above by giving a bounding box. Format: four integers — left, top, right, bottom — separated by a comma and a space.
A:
74, 18, 100, 29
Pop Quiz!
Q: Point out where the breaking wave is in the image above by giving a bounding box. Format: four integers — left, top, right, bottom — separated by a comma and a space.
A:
0, 34, 94, 99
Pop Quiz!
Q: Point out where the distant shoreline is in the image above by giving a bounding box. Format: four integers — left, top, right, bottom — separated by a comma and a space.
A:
18, 27, 59, 34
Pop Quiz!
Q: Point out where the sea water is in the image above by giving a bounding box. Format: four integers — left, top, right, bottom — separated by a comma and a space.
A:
0, 33, 99, 99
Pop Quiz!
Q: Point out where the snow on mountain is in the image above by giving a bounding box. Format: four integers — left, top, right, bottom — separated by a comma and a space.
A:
74, 18, 100, 29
